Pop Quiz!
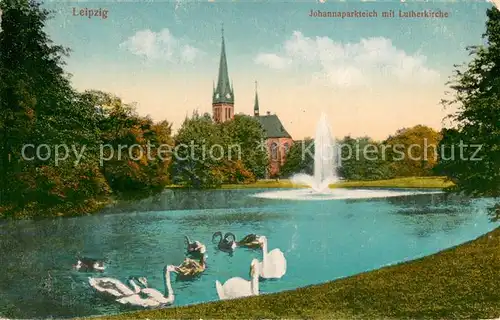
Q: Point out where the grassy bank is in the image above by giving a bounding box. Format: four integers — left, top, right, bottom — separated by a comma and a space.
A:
219, 176, 454, 190
0, 197, 114, 219
89, 226, 500, 320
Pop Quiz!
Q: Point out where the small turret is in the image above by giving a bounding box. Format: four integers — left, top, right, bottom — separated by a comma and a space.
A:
254, 81, 260, 117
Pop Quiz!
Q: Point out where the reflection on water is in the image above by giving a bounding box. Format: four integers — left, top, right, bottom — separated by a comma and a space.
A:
177, 209, 288, 228
389, 194, 496, 239
101, 189, 267, 214
0, 189, 498, 319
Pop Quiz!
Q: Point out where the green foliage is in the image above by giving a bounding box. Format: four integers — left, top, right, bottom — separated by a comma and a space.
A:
84, 90, 173, 195
170, 113, 263, 188
220, 114, 268, 179
2, 0, 497, 219
282, 126, 441, 181
435, 7, 500, 198
280, 139, 314, 178
384, 125, 442, 177
0, 2, 173, 218
169, 112, 224, 188
0, 0, 105, 213
338, 136, 394, 181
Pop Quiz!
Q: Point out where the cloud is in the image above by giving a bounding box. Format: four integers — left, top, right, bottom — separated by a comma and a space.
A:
254, 53, 291, 70
255, 31, 440, 87
120, 28, 202, 63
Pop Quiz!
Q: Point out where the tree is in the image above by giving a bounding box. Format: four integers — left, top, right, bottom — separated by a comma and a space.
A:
219, 114, 267, 179
435, 7, 500, 221
338, 136, 393, 181
280, 139, 314, 178
435, 7, 500, 201
0, 0, 106, 215
170, 112, 225, 188
384, 125, 442, 177
83, 90, 173, 195
0, 1, 177, 218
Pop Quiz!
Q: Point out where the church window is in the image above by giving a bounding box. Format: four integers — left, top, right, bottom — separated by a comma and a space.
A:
271, 142, 278, 160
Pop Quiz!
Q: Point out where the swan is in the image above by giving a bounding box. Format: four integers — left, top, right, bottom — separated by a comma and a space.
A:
212, 231, 237, 252
185, 235, 206, 256
215, 258, 260, 300
258, 236, 286, 279
88, 276, 142, 298
175, 253, 207, 279
74, 257, 105, 272
116, 265, 177, 307
236, 233, 264, 249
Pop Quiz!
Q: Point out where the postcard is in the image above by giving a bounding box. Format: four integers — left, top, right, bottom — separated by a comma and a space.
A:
0, 0, 499, 319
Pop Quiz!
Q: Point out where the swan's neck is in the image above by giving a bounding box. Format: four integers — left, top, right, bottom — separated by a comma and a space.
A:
128, 279, 141, 294
262, 239, 268, 265
251, 269, 259, 295
164, 269, 174, 300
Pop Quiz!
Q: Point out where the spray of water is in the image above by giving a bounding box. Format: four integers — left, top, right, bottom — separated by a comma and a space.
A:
291, 112, 339, 193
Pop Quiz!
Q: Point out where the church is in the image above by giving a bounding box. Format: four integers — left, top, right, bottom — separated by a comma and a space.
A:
211, 28, 293, 177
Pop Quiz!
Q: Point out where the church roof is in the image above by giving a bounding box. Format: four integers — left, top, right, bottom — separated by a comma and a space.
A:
257, 114, 292, 139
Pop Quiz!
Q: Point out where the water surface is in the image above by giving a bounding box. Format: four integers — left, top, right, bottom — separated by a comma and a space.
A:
0, 188, 497, 318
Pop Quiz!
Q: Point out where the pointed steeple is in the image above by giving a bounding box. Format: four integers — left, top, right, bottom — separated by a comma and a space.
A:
254, 81, 260, 116
213, 23, 234, 104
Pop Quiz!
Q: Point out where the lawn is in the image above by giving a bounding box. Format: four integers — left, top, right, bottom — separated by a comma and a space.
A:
88, 226, 499, 320
220, 176, 454, 190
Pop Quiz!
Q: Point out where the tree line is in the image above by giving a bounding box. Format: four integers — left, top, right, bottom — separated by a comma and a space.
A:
0, 1, 498, 219
280, 124, 442, 180
0, 1, 267, 218
283, 6, 499, 221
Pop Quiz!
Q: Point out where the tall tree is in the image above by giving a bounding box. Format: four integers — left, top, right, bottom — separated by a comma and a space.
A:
219, 114, 267, 179
435, 7, 500, 220
83, 90, 173, 195
436, 7, 500, 198
170, 112, 225, 188
0, 1, 105, 216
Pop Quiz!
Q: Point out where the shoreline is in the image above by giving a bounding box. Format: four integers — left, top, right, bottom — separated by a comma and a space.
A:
216, 176, 454, 190
0, 176, 454, 220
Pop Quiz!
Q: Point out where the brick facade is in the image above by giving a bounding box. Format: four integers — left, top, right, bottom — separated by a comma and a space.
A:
213, 103, 234, 123
267, 137, 294, 177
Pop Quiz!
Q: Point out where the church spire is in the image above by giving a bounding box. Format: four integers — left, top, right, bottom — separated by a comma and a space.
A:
254, 81, 260, 116
213, 23, 233, 104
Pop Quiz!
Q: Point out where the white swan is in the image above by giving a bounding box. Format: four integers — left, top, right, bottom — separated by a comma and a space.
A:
116, 265, 177, 308
215, 259, 259, 300
258, 236, 287, 279
88, 276, 142, 298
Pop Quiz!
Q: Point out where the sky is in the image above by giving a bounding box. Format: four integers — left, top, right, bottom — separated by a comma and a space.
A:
40, 0, 496, 141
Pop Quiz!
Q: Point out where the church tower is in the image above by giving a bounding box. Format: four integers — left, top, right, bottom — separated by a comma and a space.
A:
212, 25, 234, 123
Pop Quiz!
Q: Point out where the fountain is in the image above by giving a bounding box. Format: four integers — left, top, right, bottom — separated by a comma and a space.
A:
290, 112, 339, 193
252, 113, 443, 201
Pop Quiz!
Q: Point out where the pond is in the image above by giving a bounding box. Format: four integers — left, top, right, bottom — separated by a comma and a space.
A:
0, 188, 498, 319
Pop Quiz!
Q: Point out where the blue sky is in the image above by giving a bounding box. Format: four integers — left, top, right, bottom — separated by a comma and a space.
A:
42, 0, 495, 140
